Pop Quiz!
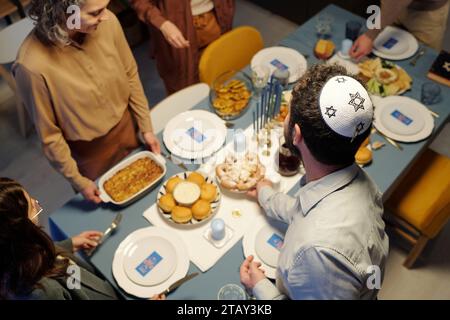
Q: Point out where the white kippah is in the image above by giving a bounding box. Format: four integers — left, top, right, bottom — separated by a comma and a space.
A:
319, 75, 373, 139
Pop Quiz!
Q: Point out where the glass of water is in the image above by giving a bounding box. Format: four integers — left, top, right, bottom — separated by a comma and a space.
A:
251, 64, 270, 96
421, 82, 441, 105
316, 13, 334, 39
217, 284, 248, 300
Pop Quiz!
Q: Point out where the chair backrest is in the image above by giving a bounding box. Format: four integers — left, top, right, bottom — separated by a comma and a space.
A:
150, 83, 210, 134
199, 26, 264, 85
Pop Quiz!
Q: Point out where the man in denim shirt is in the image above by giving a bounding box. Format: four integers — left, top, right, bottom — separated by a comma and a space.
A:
240, 64, 389, 300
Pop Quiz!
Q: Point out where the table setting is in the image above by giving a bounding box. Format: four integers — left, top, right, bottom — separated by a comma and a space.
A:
47, 4, 449, 300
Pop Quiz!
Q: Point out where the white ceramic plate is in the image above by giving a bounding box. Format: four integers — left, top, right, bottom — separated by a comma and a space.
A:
251, 46, 307, 83
373, 96, 434, 142
328, 54, 360, 75
98, 151, 166, 206
112, 227, 189, 298
157, 171, 221, 228
163, 110, 227, 160
123, 236, 177, 286
373, 26, 418, 60
242, 219, 287, 279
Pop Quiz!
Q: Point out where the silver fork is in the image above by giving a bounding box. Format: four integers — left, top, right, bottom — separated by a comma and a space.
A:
161, 151, 188, 171
410, 47, 426, 66
86, 212, 122, 257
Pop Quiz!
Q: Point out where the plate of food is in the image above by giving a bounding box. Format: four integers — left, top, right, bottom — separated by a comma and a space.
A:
210, 70, 252, 120
215, 152, 265, 193
358, 58, 412, 97
99, 151, 166, 206
157, 171, 221, 227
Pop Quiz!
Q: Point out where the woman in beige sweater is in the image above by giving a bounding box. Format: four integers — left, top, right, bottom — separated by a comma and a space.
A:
13, 0, 160, 203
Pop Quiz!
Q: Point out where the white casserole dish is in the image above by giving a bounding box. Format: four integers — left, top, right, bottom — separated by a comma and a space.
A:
98, 151, 166, 206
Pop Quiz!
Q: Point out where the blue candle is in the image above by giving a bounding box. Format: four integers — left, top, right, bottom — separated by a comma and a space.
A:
211, 218, 225, 240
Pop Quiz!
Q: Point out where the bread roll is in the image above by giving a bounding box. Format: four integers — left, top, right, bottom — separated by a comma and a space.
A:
200, 183, 217, 202
355, 147, 372, 166
171, 206, 192, 224
158, 193, 176, 213
192, 200, 211, 221
166, 176, 183, 193
187, 172, 205, 187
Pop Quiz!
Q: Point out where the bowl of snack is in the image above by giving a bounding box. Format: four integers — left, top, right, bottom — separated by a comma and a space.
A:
215, 152, 265, 193
157, 171, 221, 227
358, 58, 412, 97
99, 151, 166, 206
210, 70, 253, 120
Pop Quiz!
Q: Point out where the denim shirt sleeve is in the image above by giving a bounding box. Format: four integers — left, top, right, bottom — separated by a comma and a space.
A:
253, 279, 287, 300
284, 246, 362, 300
258, 186, 300, 224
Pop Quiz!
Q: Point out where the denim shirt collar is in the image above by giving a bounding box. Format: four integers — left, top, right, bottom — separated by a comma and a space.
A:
298, 163, 360, 216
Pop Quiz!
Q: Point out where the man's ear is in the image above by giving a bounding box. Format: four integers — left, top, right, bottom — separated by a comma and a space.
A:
293, 124, 302, 145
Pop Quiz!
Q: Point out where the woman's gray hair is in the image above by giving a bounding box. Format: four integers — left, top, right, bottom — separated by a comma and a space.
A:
29, 0, 86, 46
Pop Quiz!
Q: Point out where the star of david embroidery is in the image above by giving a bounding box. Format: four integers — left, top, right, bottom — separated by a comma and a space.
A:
335, 77, 347, 83
355, 122, 365, 134
324, 106, 337, 118
348, 92, 365, 112
443, 61, 450, 73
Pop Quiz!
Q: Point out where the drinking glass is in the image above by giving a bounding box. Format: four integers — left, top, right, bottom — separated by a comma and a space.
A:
421, 82, 441, 105
251, 64, 270, 96
277, 136, 301, 176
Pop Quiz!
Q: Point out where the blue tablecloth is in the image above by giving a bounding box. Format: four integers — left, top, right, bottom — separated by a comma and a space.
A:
48, 4, 449, 300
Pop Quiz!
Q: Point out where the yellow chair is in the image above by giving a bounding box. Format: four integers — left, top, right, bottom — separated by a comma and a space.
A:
199, 26, 264, 85
386, 148, 450, 268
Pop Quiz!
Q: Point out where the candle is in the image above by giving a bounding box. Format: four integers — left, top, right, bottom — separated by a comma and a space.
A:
211, 218, 225, 240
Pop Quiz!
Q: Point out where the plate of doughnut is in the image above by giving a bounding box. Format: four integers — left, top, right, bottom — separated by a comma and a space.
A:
157, 171, 221, 227
215, 152, 265, 193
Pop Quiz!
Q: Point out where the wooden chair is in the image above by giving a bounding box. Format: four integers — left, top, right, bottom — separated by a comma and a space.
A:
0, 17, 34, 137
0, 0, 30, 24
199, 26, 264, 85
385, 148, 450, 268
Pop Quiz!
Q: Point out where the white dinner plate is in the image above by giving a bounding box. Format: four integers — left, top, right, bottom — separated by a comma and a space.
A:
112, 227, 189, 298
373, 96, 434, 143
163, 110, 227, 160
251, 46, 307, 83
373, 26, 418, 60
242, 219, 288, 279
123, 236, 177, 286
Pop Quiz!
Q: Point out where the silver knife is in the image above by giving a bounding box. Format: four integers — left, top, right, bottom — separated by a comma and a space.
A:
160, 272, 199, 295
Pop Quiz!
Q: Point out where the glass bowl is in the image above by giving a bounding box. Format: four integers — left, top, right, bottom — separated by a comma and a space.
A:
209, 70, 253, 120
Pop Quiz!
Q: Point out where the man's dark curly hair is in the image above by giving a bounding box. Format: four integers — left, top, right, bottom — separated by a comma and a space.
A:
288, 63, 372, 166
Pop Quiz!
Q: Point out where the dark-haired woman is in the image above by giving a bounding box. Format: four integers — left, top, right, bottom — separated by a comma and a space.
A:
0, 177, 119, 300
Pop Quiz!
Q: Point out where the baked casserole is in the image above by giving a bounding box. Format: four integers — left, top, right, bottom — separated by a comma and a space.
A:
103, 158, 163, 202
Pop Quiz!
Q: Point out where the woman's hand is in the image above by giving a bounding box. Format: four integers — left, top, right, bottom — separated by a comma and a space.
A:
349, 33, 374, 60
143, 131, 161, 154
72, 231, 103, 252
160, 21, 190, 49
80, 181, 102, 204
240, 255, 267, 291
